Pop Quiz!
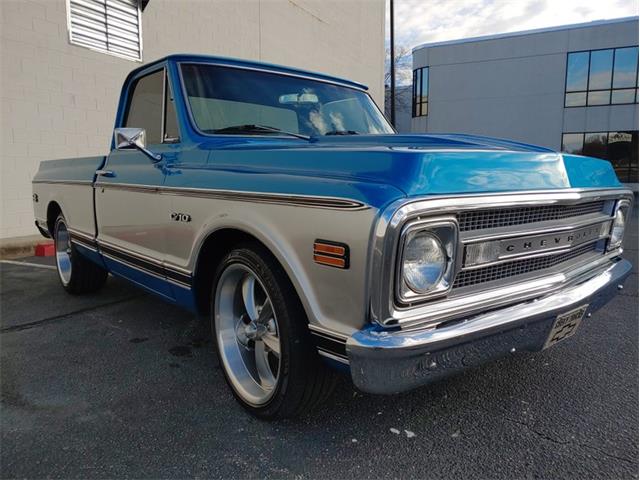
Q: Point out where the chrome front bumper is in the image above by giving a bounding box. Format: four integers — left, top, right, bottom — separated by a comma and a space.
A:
347, 258, 632, 394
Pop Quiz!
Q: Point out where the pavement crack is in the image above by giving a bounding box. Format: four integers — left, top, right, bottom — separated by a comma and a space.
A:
0, 295, 143, 333
498, 412, 568, 446
479, 406, 636, 465
571, 441, 636, 465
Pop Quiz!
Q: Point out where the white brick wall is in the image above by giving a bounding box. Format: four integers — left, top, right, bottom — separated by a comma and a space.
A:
0, 0, 385, 239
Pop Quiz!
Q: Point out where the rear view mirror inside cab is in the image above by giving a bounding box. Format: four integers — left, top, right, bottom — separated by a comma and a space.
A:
279, 93, 319, 105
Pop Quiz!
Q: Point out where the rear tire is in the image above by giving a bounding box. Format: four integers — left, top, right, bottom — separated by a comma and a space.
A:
54, 214, 107, 294
211, 243, 336, 419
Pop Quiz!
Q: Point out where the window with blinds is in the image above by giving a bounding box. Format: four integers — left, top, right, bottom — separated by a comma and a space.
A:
66, 0, 143, 61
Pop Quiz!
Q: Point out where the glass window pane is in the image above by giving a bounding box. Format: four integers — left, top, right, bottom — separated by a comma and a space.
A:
611, 89, 636, 104
412, 68, 428, 117
421, 67, 428, 106
583, 132, 608, 159
181, 63, 394, 136
565, 92, 586, 107
412, 70, 417, 97
588, 49, 614, 90
413, 69, 420, 116
612, 47, 638, 88
607, 131, 632, 182
562, 133, 584, 154
411, 70, 416, 116
566, 52, 589, 91
587, 90, 610, 106
125, 69, 164, 144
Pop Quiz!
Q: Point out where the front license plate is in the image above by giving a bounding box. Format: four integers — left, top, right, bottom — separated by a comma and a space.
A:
543, 304, 589, 350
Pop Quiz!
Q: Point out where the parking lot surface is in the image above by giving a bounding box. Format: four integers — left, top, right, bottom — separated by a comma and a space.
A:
1, 210, 638, 479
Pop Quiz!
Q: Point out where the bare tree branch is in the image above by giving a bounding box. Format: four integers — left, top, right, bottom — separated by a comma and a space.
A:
385, 45, 411, 86
385, 44, 412, 118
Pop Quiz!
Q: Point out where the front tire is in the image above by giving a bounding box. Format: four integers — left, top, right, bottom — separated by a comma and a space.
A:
211, 244, 336, 419
54, 214, 107, 294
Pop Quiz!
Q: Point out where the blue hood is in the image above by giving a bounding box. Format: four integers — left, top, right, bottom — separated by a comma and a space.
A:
190, 133, 622, 209
309, 133, 556, 153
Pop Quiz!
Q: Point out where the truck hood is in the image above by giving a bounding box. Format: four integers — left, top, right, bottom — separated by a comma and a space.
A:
308, 133, 557, 152
195, 133, 622, 208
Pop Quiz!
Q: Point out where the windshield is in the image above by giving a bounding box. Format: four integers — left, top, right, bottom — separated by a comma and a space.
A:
180, 63, 394, 137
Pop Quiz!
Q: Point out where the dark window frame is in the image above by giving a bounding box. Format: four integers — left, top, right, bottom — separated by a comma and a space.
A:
561, 130, 638, 183
564, 46, 639, 108
412, 66, 428, 117
162, 68, 180, 143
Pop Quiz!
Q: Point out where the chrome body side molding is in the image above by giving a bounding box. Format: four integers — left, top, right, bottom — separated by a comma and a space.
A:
68, 228, 98, 251
97, 239, 193, 288
308, 324, 349, 364
96, 182, 370, 211
67, 227, 193, 288
37, 178, 370, 211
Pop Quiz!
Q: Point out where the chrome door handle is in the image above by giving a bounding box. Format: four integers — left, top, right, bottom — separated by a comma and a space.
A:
96, 170, 115, 177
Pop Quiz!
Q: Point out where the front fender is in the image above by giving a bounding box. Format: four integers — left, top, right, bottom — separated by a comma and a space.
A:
165, 197, 378, 337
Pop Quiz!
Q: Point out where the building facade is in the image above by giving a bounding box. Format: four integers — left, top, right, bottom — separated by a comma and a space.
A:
0, 0, 385, 240
410, 17, 638, 186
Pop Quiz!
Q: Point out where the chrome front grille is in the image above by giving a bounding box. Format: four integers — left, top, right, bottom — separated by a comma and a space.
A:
453, 242, 599, 289
452, 199, 611, 292
457, 201, 606, 232
370, 189, 630, 330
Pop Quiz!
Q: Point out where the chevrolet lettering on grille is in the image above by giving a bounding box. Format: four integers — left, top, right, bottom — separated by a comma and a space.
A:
499, 222, 608, 258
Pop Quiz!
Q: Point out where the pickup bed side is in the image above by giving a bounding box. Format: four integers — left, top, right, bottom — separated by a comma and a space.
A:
33, 156, 105, 240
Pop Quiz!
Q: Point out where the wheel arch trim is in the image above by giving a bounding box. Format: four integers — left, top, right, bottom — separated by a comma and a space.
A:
190, 220, 321, 327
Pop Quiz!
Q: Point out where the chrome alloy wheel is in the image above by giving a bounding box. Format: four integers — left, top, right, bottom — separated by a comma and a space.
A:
55, 220, 72, 286
215, 264, 281, 406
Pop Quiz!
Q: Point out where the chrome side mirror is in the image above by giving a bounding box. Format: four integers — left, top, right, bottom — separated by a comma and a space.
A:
114, 128, 162, 162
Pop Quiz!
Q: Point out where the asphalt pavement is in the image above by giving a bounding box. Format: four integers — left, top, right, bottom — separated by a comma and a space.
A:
1, 209, 638, 479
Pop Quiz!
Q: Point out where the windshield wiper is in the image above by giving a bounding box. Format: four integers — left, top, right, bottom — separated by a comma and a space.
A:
211, 124, 310, 140
324, 130, 359, 136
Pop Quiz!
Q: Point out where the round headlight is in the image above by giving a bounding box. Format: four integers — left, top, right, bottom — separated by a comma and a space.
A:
402, 231, 447, 293
610, 205, 627, 249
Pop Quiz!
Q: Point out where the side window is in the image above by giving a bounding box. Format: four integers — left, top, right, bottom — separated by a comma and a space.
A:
164, 74, 180, 142
125, 69, 164, 144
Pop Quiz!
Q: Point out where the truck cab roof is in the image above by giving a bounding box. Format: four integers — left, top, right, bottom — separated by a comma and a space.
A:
126, 53, 368, 91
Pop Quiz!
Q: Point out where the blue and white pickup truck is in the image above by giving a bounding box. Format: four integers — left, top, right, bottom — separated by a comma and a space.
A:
33, 54, 632, 419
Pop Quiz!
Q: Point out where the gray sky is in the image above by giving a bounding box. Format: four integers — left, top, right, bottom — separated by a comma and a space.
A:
386, 0, 639, 85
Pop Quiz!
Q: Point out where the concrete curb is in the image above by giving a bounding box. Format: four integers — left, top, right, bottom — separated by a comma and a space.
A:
0, 235, 51, 260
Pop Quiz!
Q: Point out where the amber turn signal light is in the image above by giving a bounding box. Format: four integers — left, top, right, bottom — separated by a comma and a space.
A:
313, 240, 349, 269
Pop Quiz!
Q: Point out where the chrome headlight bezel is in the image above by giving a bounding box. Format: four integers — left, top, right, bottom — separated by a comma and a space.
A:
395, 217, 458, 304
608, 199, 631, 251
